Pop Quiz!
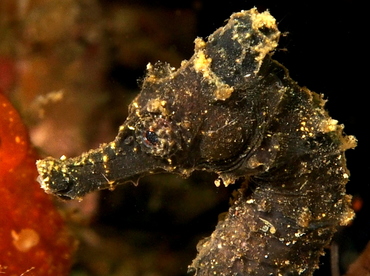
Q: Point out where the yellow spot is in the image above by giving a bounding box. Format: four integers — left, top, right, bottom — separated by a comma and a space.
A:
297, 207, 312, 228
192, 45, 234, 101
321, 119, 338, 132
110, 142, 117, 149
214, 178, 221, 187
250, 9, 276, 30
103, 155, 109, 163
214, 84, 234, 101
147, 99, 168, 115
232, 8, 280, 69
259, 217, 276, 234
194, 37, 206, 50
193, 50, 212, 78
340, 195, 355, 226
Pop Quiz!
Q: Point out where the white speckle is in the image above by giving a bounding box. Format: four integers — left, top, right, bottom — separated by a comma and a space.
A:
294, 231, 305, 238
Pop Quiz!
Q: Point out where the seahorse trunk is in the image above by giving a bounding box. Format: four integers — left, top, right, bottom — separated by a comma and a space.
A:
189, 48, 356, 275
189, 93, 355, 274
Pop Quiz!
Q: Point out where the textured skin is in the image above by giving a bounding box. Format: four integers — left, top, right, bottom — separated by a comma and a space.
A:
37, 9, 356, 275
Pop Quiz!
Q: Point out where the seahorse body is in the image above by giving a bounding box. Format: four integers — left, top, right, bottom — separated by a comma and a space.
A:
37, 8, 356, 275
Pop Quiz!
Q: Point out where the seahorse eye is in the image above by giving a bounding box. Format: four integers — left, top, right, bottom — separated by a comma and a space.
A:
135, 115, 182, 157
145, 131, 159, 145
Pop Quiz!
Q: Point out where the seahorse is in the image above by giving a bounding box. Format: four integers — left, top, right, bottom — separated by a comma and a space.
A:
36, 8, 356, 275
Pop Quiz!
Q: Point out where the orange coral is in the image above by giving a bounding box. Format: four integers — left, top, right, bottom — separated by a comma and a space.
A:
0, 92, 74, 275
